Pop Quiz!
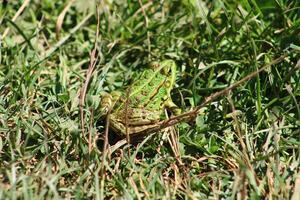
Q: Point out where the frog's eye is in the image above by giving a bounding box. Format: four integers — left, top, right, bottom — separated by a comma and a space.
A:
149, 62, 160, 69
161, 65, 171, 75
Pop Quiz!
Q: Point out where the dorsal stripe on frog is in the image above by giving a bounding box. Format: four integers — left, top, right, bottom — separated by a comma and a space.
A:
142, 78, 168, 109
128, 63, 167, 99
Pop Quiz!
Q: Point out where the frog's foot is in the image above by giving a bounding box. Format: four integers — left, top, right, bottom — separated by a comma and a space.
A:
172, 107, 182, 115
165, 99, 182, 115
99, 91, 121, 116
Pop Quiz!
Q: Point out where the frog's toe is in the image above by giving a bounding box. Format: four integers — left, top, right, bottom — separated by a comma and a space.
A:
164, 100, 181, 115
175, 108, 182, 115
171, 107, 182, 115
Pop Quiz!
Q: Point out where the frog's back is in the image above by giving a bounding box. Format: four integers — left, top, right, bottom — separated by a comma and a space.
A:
127, 68, 169, 110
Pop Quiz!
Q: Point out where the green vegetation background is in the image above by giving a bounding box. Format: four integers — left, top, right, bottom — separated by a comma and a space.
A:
0, 0, 299, 199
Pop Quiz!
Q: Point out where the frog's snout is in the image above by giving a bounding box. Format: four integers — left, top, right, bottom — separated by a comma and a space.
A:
149, 62, 169, 74
149, 60, 175, 75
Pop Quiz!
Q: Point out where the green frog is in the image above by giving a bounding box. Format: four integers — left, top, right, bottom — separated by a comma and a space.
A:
100, 60, 181, 137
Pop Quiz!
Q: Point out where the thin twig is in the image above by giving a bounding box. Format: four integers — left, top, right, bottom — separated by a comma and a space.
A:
133, 1, 153, 18
141, 54, 289, 135
56, 0, 75, 40
2, 0, 31, 39
79, 11, 100, 151
138, 0, 151, 59
100, 108, 111, 199
125, 88, 131, 144
45, 13, 93, 57
227, 93, 265, 195
80, 48, 98, 142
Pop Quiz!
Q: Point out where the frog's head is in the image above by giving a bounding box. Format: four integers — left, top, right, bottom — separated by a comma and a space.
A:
150, 59, 176, 76
149, 59, 177, 95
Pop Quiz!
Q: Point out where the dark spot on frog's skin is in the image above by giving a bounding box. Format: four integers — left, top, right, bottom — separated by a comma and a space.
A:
161, 96, 168, 102
134, 96, 141, 102
125, 98, 131, 104
141, 90, 148, 96
160, 102, 164, 108
120, 97, 127, 103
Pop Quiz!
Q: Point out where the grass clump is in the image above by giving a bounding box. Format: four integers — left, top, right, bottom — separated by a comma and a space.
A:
0, 0, 300, 199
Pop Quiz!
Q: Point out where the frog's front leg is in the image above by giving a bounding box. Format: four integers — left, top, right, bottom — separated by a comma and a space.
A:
164, 100, 181, 115
99, 91, 121, 116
